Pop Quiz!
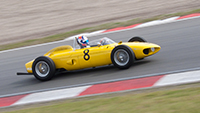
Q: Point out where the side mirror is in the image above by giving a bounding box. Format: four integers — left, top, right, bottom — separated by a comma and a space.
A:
118, 41, 122, 44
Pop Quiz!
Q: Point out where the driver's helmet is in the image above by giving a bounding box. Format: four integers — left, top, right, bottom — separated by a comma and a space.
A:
76, 36, 89, 48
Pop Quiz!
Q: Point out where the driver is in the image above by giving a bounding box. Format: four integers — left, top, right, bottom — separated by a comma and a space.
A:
100, 37, 109, 45
76, 36, 90, 48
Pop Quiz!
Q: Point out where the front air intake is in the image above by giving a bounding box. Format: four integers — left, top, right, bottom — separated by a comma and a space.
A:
143, 49, 149, 55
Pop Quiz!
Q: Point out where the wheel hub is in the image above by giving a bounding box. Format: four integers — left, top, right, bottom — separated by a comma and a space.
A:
114, 49, 129, 66
35, 61, 50, 77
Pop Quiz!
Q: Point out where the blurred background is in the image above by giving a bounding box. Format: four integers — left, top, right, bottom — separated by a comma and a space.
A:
0, 0, 200, 45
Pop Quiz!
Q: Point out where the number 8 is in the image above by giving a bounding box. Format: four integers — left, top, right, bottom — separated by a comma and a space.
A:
83, 49, 90, 61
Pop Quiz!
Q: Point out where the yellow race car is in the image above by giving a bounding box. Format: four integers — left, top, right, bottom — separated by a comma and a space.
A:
17, 37, 161, 81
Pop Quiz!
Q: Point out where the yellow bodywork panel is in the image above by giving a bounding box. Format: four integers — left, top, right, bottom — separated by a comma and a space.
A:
124, 42, 161, 59
47, 44, 116, 71
25, 60, 33, 73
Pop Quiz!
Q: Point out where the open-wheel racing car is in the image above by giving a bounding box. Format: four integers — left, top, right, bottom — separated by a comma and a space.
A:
17, 36, 161, 81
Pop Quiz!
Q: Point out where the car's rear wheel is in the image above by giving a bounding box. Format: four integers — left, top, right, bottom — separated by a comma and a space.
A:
32, 56, 55, 81
128, 36, 147, 42
111, 45, 135, 69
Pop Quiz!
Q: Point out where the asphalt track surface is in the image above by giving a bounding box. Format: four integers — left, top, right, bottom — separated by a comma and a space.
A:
0, 17, 200, 96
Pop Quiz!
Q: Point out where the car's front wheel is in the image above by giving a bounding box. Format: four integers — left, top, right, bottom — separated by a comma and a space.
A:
32, 56, 56, 81
111, 45, 135, 69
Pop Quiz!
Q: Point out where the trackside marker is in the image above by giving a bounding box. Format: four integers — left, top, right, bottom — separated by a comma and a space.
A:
176, 13, 200, 20
154, 70, 200, 86
78, 75, 165, 96
102, 24, 141, 33
13, 86, 91, 106
0, 94, 29, 107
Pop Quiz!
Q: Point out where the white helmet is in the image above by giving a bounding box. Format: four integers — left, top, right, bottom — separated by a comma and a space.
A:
76, 36, 89, 48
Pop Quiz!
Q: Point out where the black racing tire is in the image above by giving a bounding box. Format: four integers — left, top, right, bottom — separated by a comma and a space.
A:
111, 45, 135, 69
32, 56, 56, 81
128, 36, 147, 42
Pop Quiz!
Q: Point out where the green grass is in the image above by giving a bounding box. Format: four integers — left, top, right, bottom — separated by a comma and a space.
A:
3, 84, 200, 113
0, 8, 200, 51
